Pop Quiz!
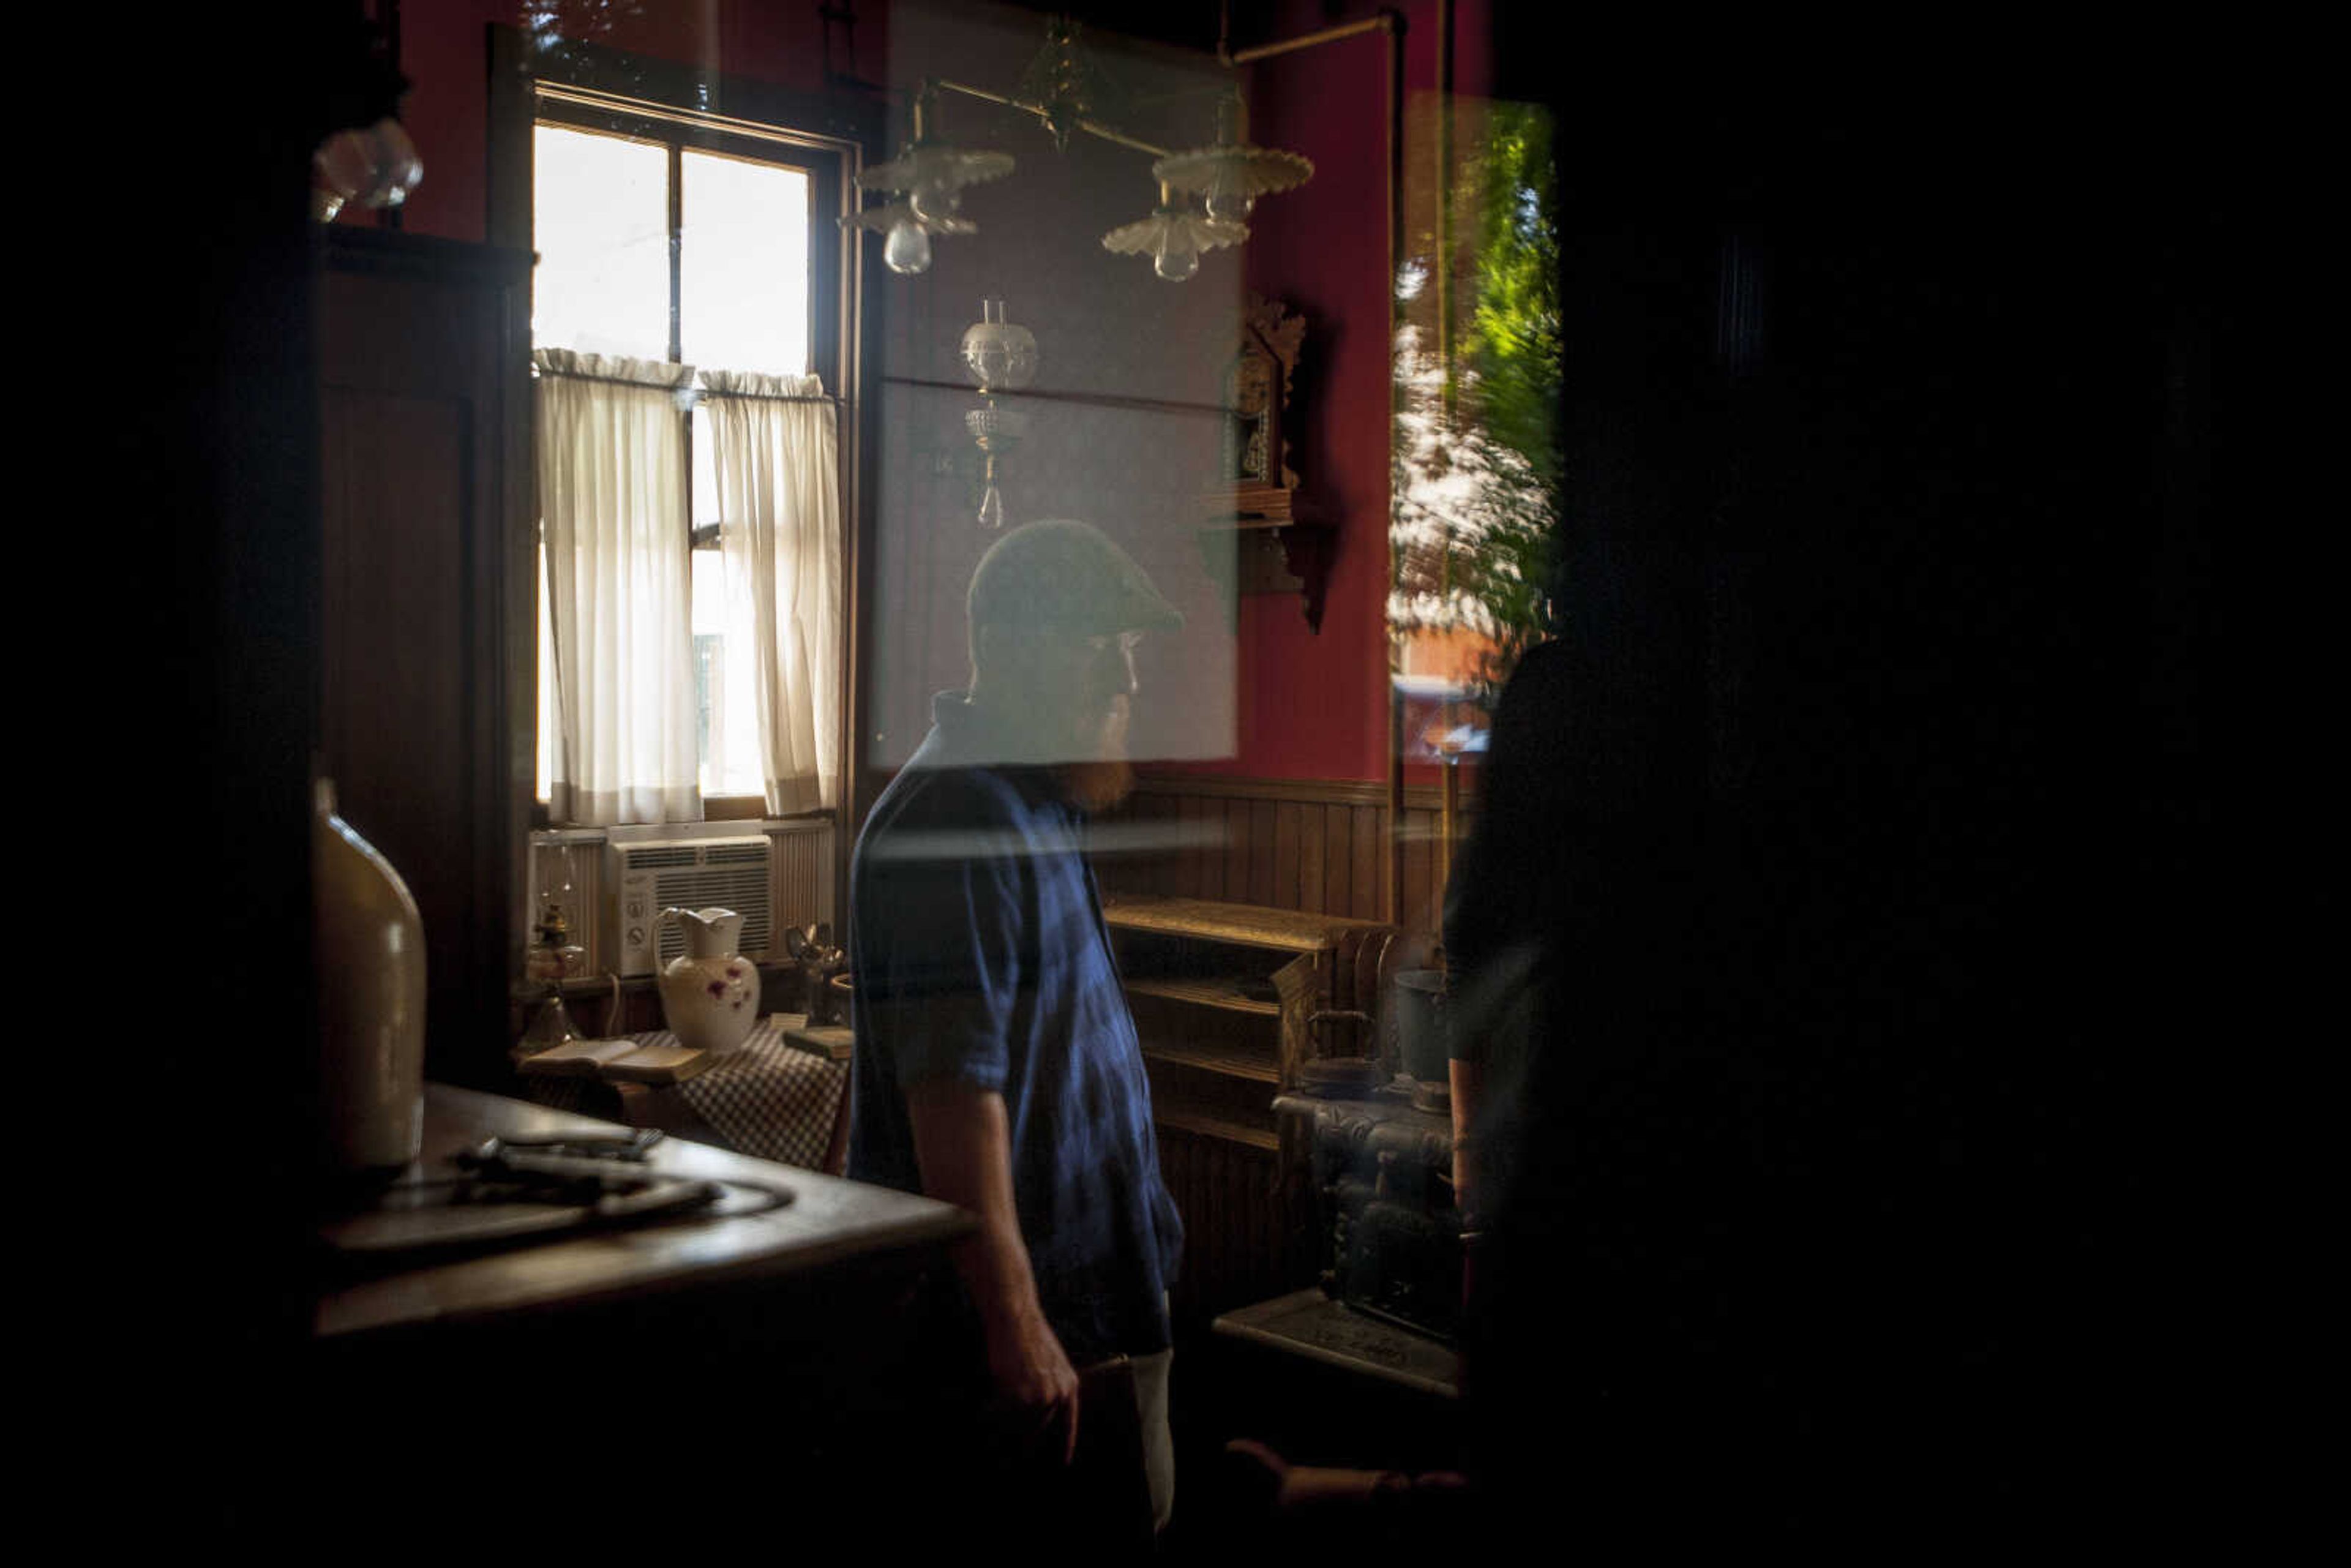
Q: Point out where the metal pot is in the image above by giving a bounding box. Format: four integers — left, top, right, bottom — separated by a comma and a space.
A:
1393, 968, 1448, 1084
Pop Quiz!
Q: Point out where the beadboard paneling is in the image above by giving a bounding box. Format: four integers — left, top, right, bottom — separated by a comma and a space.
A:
1095, 777, 1471, 942
1158, 1119, 1317, 1326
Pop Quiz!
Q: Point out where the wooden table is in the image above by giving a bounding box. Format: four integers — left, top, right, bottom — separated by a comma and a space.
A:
512, 1013, 852, 1173
314, 1083, 967, 1342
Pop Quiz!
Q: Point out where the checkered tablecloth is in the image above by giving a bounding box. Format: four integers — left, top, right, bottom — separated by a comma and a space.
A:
524, 1013, 848, 1171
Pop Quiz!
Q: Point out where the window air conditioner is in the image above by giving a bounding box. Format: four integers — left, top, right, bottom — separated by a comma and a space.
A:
603, 835, 774, 977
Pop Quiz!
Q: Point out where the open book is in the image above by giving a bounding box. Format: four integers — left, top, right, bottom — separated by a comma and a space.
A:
515, 1037, 716, 1086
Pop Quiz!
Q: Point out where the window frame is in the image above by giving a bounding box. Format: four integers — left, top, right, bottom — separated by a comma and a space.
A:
531, 94, 844, 396
490, 26, 879, 839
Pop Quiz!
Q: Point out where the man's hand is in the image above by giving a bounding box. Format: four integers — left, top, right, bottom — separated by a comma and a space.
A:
982, 1297, 1081, 1464
904, 1078, 1082, 1465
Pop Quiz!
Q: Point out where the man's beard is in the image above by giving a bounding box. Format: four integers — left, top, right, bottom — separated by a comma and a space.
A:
1052, 757, 1134, 812
1053, 696, 1133, 810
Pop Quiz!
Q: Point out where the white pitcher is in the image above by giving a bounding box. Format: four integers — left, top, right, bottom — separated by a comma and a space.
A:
654, 906, 759, 1056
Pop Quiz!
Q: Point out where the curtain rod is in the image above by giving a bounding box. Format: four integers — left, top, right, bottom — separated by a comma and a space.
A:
531, 364, 843, 404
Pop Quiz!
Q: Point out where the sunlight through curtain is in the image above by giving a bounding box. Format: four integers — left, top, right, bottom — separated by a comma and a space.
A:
536, 348, 702, 825
701, 370, 843, 814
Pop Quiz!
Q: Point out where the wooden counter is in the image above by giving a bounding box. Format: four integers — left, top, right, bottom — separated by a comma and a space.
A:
288, 1086, 986, 1551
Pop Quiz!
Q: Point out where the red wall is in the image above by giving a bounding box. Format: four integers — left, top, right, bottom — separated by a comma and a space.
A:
376, 0, 879, 244
1160, 0, 1493, 784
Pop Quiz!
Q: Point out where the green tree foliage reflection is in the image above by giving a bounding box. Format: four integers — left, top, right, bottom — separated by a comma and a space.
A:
1391, 102, 1561, 700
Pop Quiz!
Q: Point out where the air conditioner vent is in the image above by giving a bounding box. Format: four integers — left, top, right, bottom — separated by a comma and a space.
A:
592, 823, 834, 978
604, 834, 776, 977
653, 866, 771, 962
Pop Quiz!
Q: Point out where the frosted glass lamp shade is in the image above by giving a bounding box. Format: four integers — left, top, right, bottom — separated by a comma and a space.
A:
1152, 142, 1313, 212
860, 143, 1014, 228
961, 299, 1039, 391
1103, 208, 1247, 281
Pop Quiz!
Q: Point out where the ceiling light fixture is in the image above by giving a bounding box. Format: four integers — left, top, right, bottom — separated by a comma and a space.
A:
1152, 89, 1313, 227
849, 81, 1013, 275
841, 16, 1314, 284
1009, 14, 1125, 154
1101, 181, 1247, 283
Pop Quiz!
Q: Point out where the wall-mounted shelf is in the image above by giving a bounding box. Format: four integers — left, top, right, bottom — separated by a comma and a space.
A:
1104, 893, 1384, 955
1142, 1036, 1283, 1084
1124, 975, 1283, 1018
1107, 893, 1397, 1318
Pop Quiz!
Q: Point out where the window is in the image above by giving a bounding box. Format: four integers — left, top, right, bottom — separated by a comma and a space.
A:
525, 81, 853, 818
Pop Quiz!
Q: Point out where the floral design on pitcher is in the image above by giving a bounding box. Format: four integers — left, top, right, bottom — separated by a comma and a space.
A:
656, 906, 760, 1057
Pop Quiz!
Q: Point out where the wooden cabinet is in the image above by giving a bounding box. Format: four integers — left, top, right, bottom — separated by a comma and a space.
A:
318, 228, 534, 1087
1103, 893, 1396, 1321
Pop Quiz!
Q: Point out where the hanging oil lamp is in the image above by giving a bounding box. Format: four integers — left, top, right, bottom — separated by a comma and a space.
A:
962, 296, 1037, 528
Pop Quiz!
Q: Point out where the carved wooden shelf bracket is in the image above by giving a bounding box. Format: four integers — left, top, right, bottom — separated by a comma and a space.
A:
1199, 294, 1329, 631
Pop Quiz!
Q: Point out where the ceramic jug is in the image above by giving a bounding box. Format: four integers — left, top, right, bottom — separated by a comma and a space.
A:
654, 906, 759, 1056
313, 776, 426, 1174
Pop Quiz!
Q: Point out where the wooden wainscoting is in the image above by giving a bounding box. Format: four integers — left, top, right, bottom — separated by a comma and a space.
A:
1095, 775, 1471, 944
1157, 1115, 1319, 1327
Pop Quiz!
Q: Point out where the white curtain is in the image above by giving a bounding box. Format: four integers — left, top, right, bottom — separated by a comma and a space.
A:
536, 348, 702, 826
701, 370, 843, 814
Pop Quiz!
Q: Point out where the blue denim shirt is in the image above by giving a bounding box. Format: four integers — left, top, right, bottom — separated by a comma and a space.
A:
847, 693, 1183, 1359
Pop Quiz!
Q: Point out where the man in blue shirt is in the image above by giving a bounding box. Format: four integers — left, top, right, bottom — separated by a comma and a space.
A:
848, 519, 1185, 1533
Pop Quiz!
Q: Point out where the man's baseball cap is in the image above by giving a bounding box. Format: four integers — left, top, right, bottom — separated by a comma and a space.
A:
967, 518, 1185, 636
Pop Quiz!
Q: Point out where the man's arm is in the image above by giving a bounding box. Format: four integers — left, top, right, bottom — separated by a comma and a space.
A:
904, 1077, 1081, 1463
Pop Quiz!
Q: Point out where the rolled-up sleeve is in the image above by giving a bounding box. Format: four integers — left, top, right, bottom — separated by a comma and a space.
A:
868, 825, 1025, 1094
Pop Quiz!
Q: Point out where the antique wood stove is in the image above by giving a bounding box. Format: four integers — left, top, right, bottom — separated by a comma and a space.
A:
1275, 1082, 1464, 1343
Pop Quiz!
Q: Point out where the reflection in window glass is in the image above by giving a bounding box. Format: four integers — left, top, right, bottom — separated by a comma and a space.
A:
691, 543, 762, 797
1391, 97, 1560, 725
533, 124, 670, 359
682, 149, 810, 377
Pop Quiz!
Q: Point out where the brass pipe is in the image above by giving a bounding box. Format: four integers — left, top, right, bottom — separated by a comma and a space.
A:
1389, 688, 1406, 929
1433, 0, 1455, 938
1436, 0, 1453, 415
932, 77, 1170, 157
1384, 13, 1405, 930
1223, 13, 1395, 66
1055, 117, 1166, 157
1438, 749, 1460, 955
